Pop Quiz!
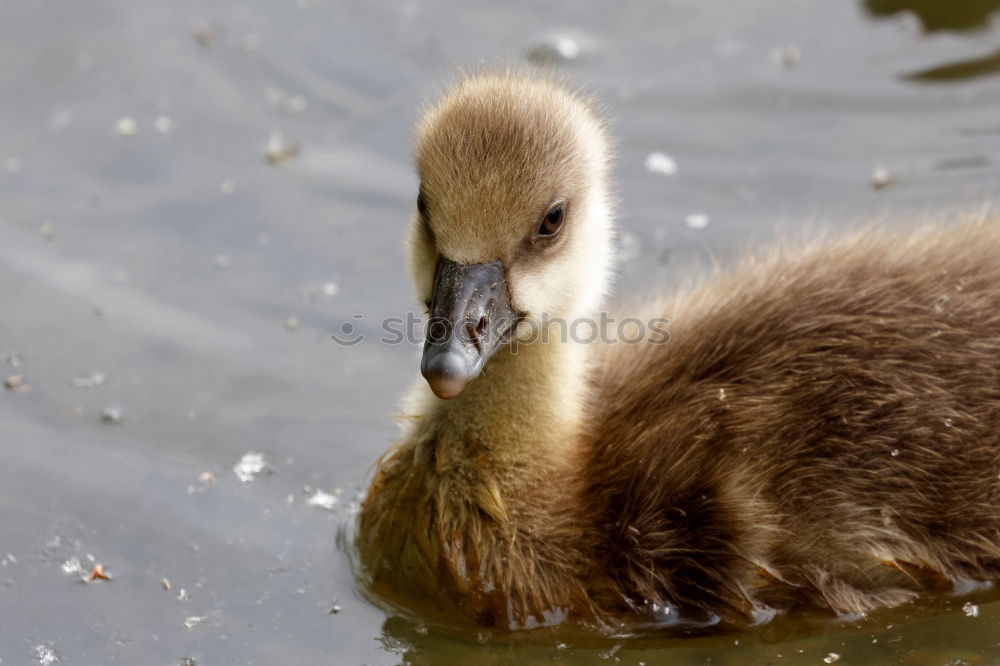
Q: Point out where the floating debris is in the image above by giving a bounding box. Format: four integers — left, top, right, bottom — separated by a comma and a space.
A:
284, 316, 300, 332
265, 87, 308, 114
3, 552, 16, 565
645, 151, 678, 176
188, 470, 217, 494
213, 253, 232, 269
219, 178, 236, 195
177, 587, 189, 601
33, 643, 60, 665
193, 24, 216, 48
526, 34, 581, 65
61, 557, 85, 576
233, 451, 268, 482
5, 156, 22, 173
89, 563, 111, 582
154, 115, 173, 134
161, 577, 171, 591
264, 131, 300, 166
183, 614, 213, 629
329, 601, 342, 614
306, 489, 338, 511
823, 653, 841, 664
598, 643, 622, 660
100, 406, 123, 424
181, 658, 197, 666
770, 45, 802, 67
5, 352, 23, 367
684, 213, 709, 230
71, 372, 106, 388
115, 116, 138, 138
40, 222, 55, 241
321, 282, 339, 297
963, 601, 979, 617
4, 374, 27, 391
871, 167, 893, 190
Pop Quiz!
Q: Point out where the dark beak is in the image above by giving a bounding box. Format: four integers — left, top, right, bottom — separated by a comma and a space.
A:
420, 257, 519, 399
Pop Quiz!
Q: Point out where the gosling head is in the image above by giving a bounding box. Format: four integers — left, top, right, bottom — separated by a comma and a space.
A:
409, 72, 614, 399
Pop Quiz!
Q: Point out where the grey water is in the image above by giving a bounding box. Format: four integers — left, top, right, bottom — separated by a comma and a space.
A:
1, 0, 999, 664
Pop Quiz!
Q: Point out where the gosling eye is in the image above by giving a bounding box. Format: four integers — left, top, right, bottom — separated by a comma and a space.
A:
538, 203, 566, 237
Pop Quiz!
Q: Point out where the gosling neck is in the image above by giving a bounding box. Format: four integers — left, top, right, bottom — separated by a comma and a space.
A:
430, 325, 592, 471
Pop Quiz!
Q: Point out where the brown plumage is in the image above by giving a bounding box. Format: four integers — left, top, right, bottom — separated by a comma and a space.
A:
357, 70, 1000, 633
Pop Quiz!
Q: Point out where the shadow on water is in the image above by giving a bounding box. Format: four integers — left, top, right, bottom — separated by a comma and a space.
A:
863, 0, 1000, 32
864, 0, 1000, 82
903, 47, 1000, 82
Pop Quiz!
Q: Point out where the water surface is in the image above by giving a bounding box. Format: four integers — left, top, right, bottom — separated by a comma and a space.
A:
1, 0, 999, 664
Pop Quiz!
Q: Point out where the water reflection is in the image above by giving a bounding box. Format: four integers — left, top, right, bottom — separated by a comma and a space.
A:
904, 47, 1000, 82
864, 0, 1000, 32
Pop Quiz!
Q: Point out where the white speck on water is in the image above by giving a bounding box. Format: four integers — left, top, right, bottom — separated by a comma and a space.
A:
3, 552, 16, 565
115, 116, 138, 137
284, 316, 300, 332
264, 131, 300, 166
823, 653, 841, 664
329, 603, 342, 614
770, 45, 801, 66
890, 448, 900, 457
684, 213, 709, 230
321, 282, 339, 296
5, 156, 22, 172
183, 611, 219, 629
233, 451, 267, 482
526, 34, 581, 65
598, 643, 622, 660
5, 352, 24, 367
306, 489, 338, 511
963, 601, 979, 617
71, 372, 106, 388
154, 115, 172, 133
615, 229, 640, 262
645, 151, 678, 176
213, 253, 232, 269
4, 374, 27, 391
100, 406, 123, 424
33, 644, 60, 665
177, 587, 189, 600
61, 557, 85, 576
871, 166, 892, 190
219, 178, 235, 195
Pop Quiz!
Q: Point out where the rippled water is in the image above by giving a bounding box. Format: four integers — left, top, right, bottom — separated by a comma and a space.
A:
1, 0, 999, 664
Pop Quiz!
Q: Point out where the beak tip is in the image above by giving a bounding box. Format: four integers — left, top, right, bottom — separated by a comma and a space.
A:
421, 350, 474, 399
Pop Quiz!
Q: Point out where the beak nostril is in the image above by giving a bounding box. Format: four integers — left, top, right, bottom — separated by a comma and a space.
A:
476, 316, 488, 336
